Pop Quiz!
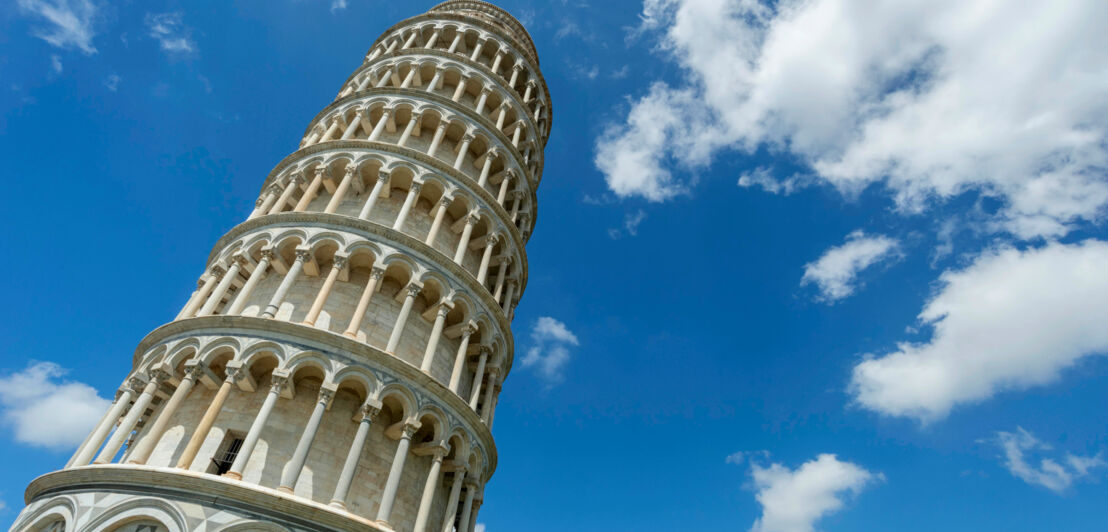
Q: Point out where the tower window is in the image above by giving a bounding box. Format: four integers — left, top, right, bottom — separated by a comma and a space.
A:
208, 433, 244, 475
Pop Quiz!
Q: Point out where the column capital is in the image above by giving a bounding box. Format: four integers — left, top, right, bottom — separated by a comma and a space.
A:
331, 254, 349, 271
465, 212, 481, 225
486, 147, 501, 159
344, 163, 358, 177
401, 421, 421, 439
376, 170, 391, 183
436, 303, 453, 317
316, 387, 336, 406
126, 375, 149, 393
462, 321, 479, 336
259, 248, 276, 261
409, 181, 423, 194
405, 282, 424, 298
223, 366, 244, 384
294, 248, 313, 262
370, 266, 387, 280
269, 374, 291, 394
438, 195, 454, 208
288, 172, 306, 186
149, 368, 172, 385
379, 107, 394, 118
359, 402, 382, 421
210, 264, 227, 279
486, 233, 501, 246
461, 133, 475, 144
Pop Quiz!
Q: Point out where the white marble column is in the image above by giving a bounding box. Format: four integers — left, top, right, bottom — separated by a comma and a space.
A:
262, 249, 311, 319
497, 170, 515, 204
425, 70, 443, 93
340, 111, 363, 140
420, 304, 452, 372
344, 267, 385, 338
179, 269, 221, 319
324, 164, 358, 214
452, 79, 468, 102
70, 386, 135, 467
225, 373, 290, 479
268, 174, 304, 215
501, 279, 517, 312
425, 196, 452, 246
127, 364, 204, 465
227, 250, 272, 315
425, 29, 442, 49
413, 446, 449, 532
279, 386, 335, 493
454, 134, 474, 170
479, 369, 500, 422
398, 115, 420, 147
367, 109, 393, 142
453, 214, 478, 264
440, 466, 467, 532
468, 40, 485, 62
294, 167, 327, 212
392, 182, 423, 231
377, 422, 419, 524
358, 171, 390, 220
477, 149, 498, 187
457, 482, 478, 532
330, 403, 381, 508
447, 33, 463, 53
400, 68, 418, 89
474, 89, 490, 115
249, 186, 280, 219
428, 123, 448, 158
468, 349, 489, 409
177, 366, 242, 469
386, 283, 423, 354
303, 255, 347, 326
476, 234, 500, 283
508, 64, 522, 88
493, 258, 511, 302
448, 324, 476, 393
198, 259, 242, 316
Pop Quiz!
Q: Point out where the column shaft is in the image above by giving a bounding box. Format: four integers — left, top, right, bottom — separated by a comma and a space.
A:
386, 285, 421, 354
413, 452, 446, 532
262, 251, 308, 319
344, 268, 384, 338
95, 378, 160, 464
70, 389, 134, 467
128, 369, 200, 464
176, 373, 237, 470
279, 389, 332, 492
376, 426, 415, 524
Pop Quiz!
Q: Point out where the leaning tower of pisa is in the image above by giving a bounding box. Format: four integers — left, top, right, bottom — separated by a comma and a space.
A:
12, 2, 549, 531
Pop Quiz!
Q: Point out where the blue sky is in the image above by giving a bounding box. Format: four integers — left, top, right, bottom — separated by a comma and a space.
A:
3, 0, 1108, 531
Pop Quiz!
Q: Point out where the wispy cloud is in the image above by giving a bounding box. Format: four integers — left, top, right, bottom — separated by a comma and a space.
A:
748, 453, 881, 532
0, 361, 111, 451
50, 54, 63, 73
801, 231, 900, 303
852, 239, 1108, 422
17, 0, 99, 54
608, 209, 647, 239
522, 317, 579, 386
103, 73, 120, 91
145, 12, 196, 55
995, 428, 1106, 493
330, 0, 347, 13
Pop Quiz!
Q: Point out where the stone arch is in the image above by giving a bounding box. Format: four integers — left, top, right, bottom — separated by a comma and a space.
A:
13, 496, 76, 532
216, 521, 292, 532
83, 497, 188, 532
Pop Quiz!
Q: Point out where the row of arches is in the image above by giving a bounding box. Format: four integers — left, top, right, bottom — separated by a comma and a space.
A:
179, 224, 518, 391
337, 54, 545, 166
365, 19, 550, 140
66, 333, 494, 532
297, 97, 539, 227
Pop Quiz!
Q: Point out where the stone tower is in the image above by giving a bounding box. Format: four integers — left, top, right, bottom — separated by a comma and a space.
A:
12, 2, 549, 531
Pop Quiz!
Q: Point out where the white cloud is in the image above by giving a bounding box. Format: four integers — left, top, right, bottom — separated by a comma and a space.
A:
609, 209, 648, 239
145, 12, 196, 54
598, 0, 1108, 238
474, 525, 486, 532
738, 166, 811, 195
851, 239, 1108, 422
801, 231, 900, 302
0, 362, 111, 451
17, 0, 98, 54
996, 427, 1106, 493
750, 454, 880, 532
103, 73, 120, 91
330, 0, 347, 13
521, 317, 579, 386
50, 54, 63, 73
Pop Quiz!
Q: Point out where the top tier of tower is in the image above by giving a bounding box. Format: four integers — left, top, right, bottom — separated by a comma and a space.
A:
358, 1, 552, 152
